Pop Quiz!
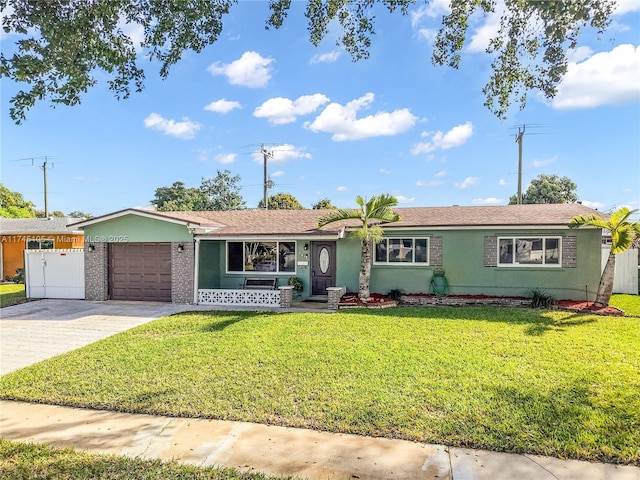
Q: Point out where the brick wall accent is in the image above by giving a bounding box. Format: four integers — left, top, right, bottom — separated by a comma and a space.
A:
562, 236, 577, 268
430, 236, 443, 266
327, 286, 346, 310
171, 242, 195, 304
484, 236, 497, 267
85, 242, 108, 300
279, 286, 293, 308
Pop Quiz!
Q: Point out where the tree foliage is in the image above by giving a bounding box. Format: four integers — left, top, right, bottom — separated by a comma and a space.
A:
318, 194, 400, 300
312, 198, 336, 209
1, 0, 616, 122
569, 207, 640, 306
0, 183, 35, 218
509, 174, 578, 205
151, 170, 245, 211
258, 192, 305, 210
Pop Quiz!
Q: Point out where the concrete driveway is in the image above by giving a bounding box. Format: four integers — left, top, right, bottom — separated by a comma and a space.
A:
0, 299, 194, 375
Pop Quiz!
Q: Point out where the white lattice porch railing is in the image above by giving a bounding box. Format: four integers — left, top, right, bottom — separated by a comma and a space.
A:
197, 289, 281, 307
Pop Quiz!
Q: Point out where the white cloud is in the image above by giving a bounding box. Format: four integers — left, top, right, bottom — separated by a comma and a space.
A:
252, 144, 312, 164
454, 177, 480, 189
305, 93, 417, 141
310, 51, 341, 64
271, 170, 285, 178
380, 168, 391, 174
336, 186, 349, 192
118, 18, 145, 53
215, 153, 236, 164
207, 51, 274, 88
467, 8, 502, 53
532, 155, 558, 167
204, 99, 241, 114
472, 197, 503, 205
143, 113, 201, 139
499, 179, 507, 186
411, 121, 474, 154
614, 0, 640, 15
567, 46, 594, 63
416, 180, 443, 187
553, 44, 640, 109
396, 195, 417, 204
410, 0, 451, 42
435, 170, 447, 178
254, 94, 330, 125
581, 200, 606, 209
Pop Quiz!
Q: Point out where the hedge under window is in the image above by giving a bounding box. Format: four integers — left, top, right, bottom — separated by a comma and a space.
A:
375, 238, 429, 264
498, 237, 560, 266
227, 241, 296, 273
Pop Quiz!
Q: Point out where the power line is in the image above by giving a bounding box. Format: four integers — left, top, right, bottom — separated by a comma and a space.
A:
10, 156, 54, 215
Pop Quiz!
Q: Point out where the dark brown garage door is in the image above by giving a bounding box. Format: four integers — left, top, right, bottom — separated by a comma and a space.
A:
109, 243, 171, 301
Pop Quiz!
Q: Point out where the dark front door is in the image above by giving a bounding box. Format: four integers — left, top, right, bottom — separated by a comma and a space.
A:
109, 243, 172, 301
311, 241, 336, 296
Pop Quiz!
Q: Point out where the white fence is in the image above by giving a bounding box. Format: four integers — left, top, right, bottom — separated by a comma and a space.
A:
602, 247, 638, 295
24, 249, 85, 299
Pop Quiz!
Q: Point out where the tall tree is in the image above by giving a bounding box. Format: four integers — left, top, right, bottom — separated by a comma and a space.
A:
569, 207, 640, 307
199, 170, 246, 210
0, 183, 35, 218
258, 193, 305, 210
318, 194, 400, 300
509, 174, 578, 205
151, 173, 246, 211
151, 181, 206, 211
68, 211, 93, 219
1, 0, 615, 122
312, 198, 337, 210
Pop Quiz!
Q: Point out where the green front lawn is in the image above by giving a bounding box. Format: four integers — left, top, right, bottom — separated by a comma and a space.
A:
611, 294, 640, 317
1, 306, 638, 465
0, 283, 25, 308
0, 440, 295, 480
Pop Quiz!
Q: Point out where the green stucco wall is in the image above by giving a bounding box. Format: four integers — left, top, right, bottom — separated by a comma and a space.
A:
198, 240, 310, 293
195, 228, 602, 301
83, 215, 193, 243
337, 228, 602, 301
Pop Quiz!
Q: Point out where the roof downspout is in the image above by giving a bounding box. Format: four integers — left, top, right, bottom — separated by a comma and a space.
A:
193, 238, 200, 304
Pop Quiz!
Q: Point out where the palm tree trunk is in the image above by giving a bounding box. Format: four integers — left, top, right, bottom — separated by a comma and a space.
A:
595, 250, 616, 307
359, 238, 372, 300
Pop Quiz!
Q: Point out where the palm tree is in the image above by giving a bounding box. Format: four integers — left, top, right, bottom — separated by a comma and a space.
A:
569, 207, 639, 307
318, 194, 400, 300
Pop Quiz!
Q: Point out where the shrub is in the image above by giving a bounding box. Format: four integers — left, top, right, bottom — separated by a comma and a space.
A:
288, 276, 304, 292
387, 289, 404, 302
529, 288, 555, 308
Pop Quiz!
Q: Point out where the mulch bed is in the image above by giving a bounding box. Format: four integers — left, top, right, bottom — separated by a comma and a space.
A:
338, 292, 625, 315
555, 299, 624, 316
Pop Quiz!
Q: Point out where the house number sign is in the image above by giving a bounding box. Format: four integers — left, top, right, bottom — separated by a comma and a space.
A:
319, 247, 330, 274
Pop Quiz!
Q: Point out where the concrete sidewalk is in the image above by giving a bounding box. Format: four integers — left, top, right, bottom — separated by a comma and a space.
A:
1, 400, 638, 480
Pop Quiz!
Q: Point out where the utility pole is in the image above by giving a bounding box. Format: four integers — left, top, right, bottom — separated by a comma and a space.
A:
40, 157, 49, 216
260, 144, 273, 210
515, 126, 525, 205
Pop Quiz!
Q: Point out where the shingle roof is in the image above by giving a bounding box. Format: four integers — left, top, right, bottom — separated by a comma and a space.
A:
150, 203, 601, 236
0, 217, 83, 234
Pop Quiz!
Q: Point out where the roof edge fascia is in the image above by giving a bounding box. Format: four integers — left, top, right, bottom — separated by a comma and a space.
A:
70, 208, 208, 229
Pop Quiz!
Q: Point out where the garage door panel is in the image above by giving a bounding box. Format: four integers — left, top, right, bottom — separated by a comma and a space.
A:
109, 243, 172, 301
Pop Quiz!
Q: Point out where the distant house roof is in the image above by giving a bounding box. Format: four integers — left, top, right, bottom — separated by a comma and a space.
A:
0, 217, 84, 235
70, 204, 602, 238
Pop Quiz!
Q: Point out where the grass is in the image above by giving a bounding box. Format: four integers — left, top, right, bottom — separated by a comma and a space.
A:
0, 440, 296, 480
1, 305, 638, 466
611, 294, 640, 317
0, 283, 26, 308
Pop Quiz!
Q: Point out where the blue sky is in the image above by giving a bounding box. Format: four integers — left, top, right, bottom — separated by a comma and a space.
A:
1, 1, 639, 217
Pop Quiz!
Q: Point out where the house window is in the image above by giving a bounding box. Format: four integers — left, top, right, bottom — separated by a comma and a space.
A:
26, 238, 54, 249
498, 237, 561, 266
227, 241, 296, 273
375, 238, 429, 264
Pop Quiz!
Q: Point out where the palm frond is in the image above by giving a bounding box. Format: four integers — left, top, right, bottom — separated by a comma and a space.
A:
612, 225, 636, 254
317, 208, 360, 227
569, 214, 609, 230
